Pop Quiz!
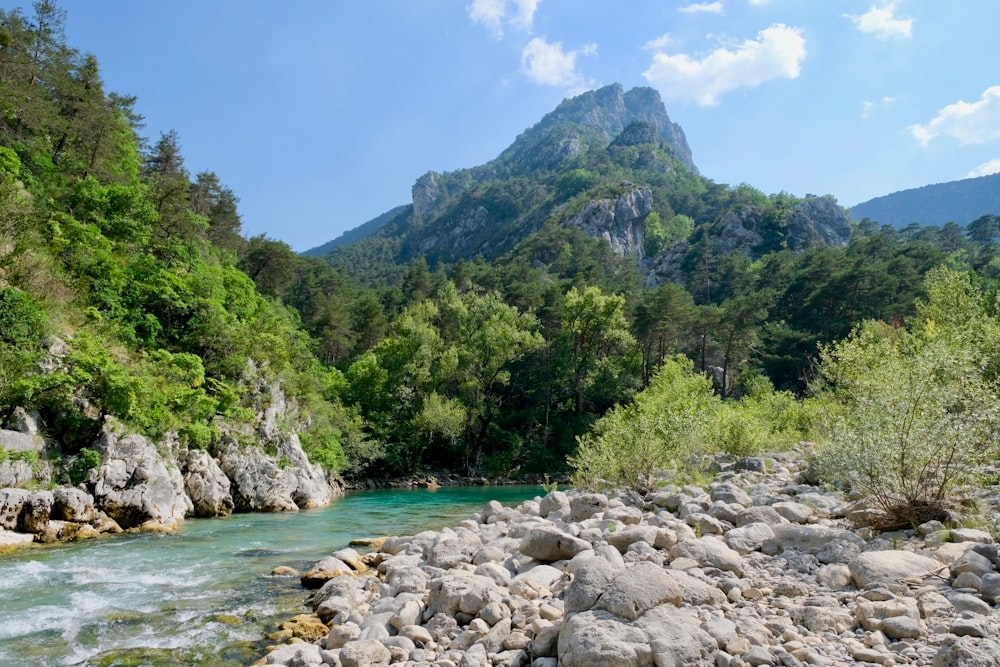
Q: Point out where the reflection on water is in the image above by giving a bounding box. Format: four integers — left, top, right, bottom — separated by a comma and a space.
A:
0, 485, 543, 666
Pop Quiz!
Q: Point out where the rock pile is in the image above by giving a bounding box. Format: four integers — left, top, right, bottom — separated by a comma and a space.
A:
259, 452, 1000, 667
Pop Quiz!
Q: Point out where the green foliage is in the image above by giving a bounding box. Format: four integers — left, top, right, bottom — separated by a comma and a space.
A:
570, 356, 717, 493
67, 447, 100, 484
709, 403, 769, 458
0, 146, 21, 177
0, 287, 47, 346
813, 279, 999, 529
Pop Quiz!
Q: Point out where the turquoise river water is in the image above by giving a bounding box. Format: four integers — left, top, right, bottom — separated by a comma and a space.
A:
0, 485, 546, 667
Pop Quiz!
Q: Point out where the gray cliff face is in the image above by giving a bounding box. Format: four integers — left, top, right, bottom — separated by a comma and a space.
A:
89, 427, 193, 529
217, 438, 299, 513
417, 206, 491, 254
564, 187, 653, 259
182, 449, 234, 517
785, 196, 852, 250
501, 83, 697, 175
216, 373, 337, 512
412, 172, 442, 218
645, 196, 853, 287
710, 205, 765, 256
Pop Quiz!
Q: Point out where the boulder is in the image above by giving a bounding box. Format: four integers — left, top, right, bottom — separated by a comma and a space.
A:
734, 506, 787, 527
17, 490, 53, 533
565, 555, 626, 613
771, 501, 814, 524
669, 536, 744, 575
932, 637, 1000, 667
770, 524, 863, 554
605, 525, 660, 554
595, 561, 682, 620
569, 493, 608, 522
428, 535, 479, 569
848, 551, 944, 589
340, 639, 392, 667
725, 522, 775, 554
182, 449, 234, 517
664, 569, 727, 606
635, 604, 718, 666
300, 556, 353, 589
520, 525, 592, 562
0, 488, 30, 530
427, 573, 500, 617
262, 642, 323, 665
538, 490, 570, 518
51, 487, 96, 523
90, 430, 192, 528
710, 483, 752, 507
557, 609, 653, 667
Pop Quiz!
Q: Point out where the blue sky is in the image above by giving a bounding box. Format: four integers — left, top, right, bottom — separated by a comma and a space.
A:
29, 1, 1000, 249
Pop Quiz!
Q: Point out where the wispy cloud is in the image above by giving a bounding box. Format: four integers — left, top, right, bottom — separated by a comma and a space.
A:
642, 23, 806, 106
468, 0, 541, 39
968, 159, 1000, 178
845, 2, 913, 40
679, 2, 724, 14
909, 86, 1000, 146
643, 33, 672, 51
861, 95, 897, 118
520, 36, 595, 88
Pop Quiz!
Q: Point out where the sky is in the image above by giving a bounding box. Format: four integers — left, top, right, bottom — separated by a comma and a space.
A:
11, 1, 999, 250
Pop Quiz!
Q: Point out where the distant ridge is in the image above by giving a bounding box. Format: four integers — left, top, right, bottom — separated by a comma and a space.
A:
302, 205, 409, 257
850, 172, 1000, 228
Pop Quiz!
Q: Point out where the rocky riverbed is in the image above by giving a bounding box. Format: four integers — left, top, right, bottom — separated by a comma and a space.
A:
257, 450, 1000, 667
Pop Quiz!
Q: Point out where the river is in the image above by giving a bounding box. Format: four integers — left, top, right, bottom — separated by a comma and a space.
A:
0, 485, 545, 666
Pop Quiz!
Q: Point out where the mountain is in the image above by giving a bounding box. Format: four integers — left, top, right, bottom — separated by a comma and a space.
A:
849, 172, 1000, 228
302, 204, 409, 257
315, 83, 851, 285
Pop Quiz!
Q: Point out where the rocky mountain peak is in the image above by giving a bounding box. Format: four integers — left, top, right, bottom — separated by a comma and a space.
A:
501, 83, 697, 174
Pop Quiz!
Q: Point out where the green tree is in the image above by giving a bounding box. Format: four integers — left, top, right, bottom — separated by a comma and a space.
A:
815, 268, 999, 530
570, 355, 717, 493
442, 284, 544, 472
558, 285, 636, 417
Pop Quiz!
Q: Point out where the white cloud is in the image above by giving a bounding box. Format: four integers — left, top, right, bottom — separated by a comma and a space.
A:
643, 33, 672, 51
520, 36, 593, 87
860, 95, 897, 118
748, 0, 770, 5
642, 23, 806, 106
845, 2, 913, 40
909, 86, 1000, 146
968, 159, 1000, 178
680, 2, 724, 14
467, 0, 541, 39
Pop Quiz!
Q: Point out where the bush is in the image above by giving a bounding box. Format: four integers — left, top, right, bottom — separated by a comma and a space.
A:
67, 447, 101, 484
0, 287, 47, 347
570, 356, 717, 493
709, 403, 768, 458
814, 319, 996, 530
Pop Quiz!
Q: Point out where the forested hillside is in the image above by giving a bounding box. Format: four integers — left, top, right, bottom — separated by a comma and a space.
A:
6, 1, 1000, 495
0, 1, 362, 490
850, 172, 1000, 229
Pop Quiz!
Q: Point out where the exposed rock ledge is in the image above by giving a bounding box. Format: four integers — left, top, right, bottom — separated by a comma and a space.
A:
258, 451, 1000, 667
0, 420, 342, 550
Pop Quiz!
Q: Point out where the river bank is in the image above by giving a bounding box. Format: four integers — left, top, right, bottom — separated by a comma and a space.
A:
258, 448, 1000, 667
0, 486, 547, 666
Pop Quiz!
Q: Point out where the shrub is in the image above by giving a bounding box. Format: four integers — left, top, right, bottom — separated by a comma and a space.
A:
710, 403, 768, 458
67, 447, 101, 484
0, 287, 47, 347
570, 355, 718, 493
814, 319, 997, 530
